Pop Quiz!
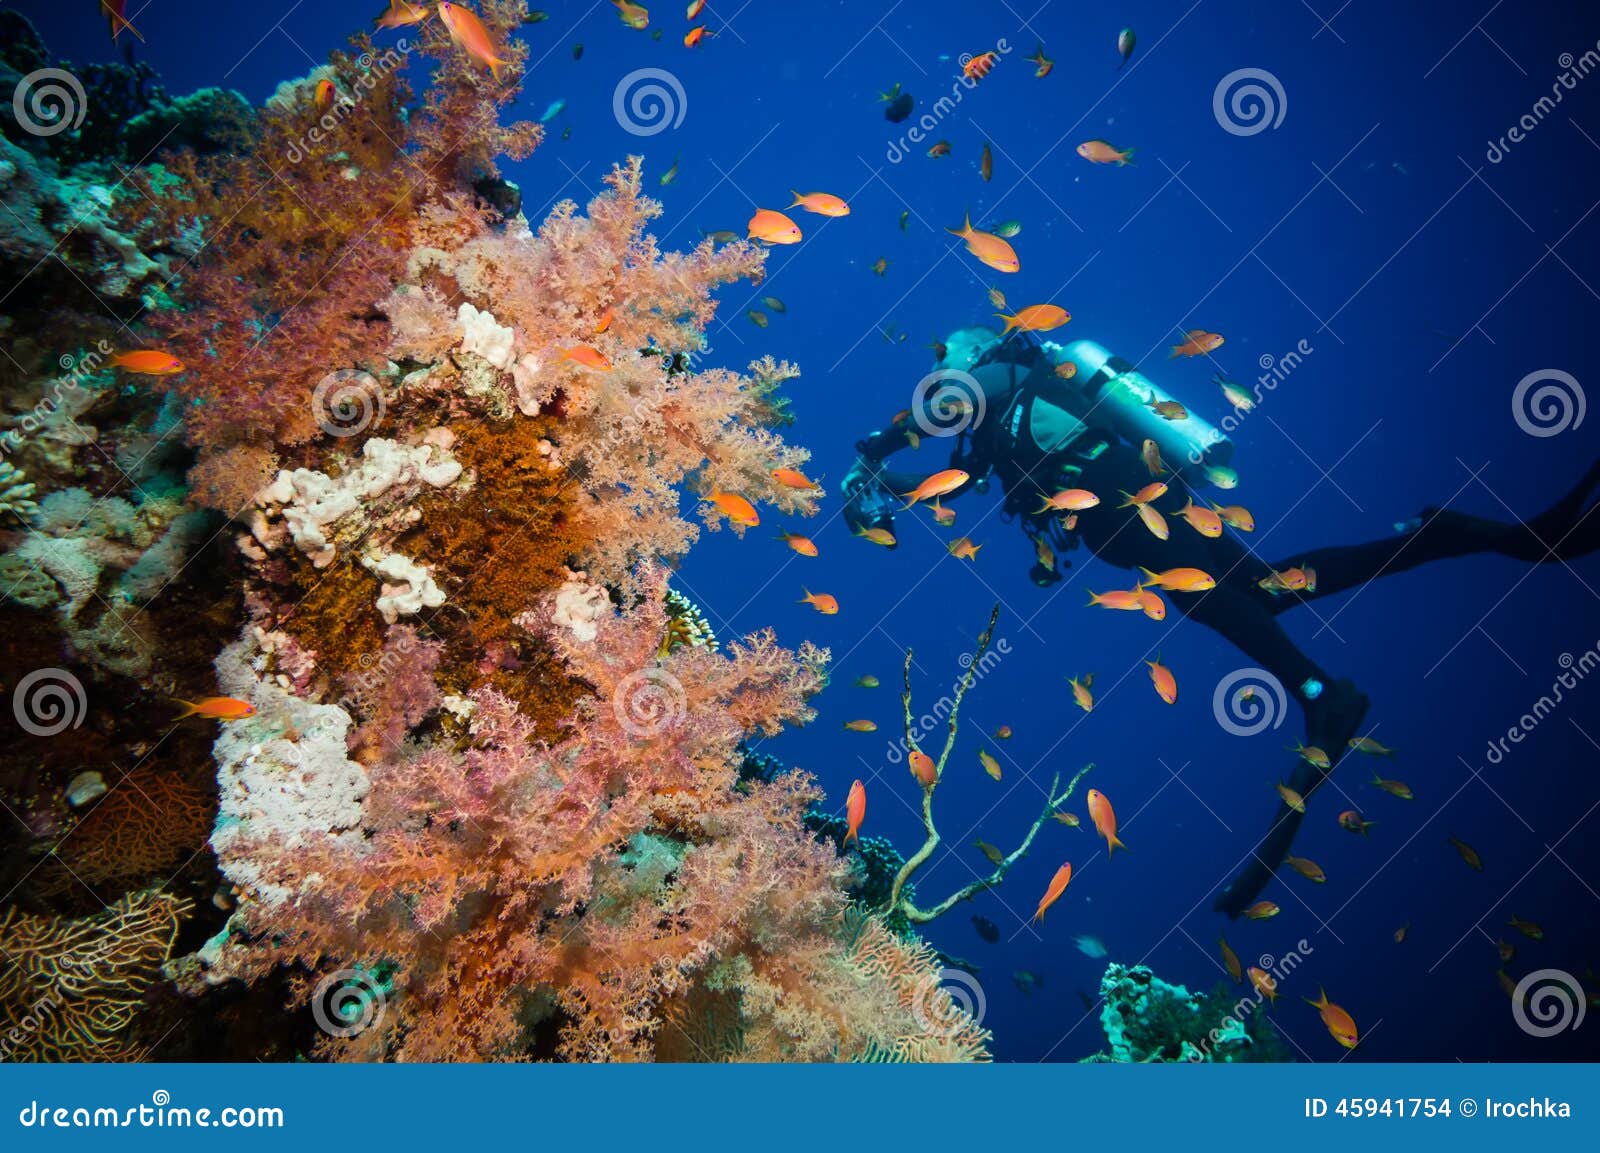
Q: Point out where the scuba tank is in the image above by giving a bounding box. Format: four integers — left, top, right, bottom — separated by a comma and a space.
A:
1054, 339, 1234, 485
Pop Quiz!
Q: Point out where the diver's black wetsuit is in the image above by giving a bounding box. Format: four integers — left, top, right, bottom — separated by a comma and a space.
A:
846, 340, 1600, 918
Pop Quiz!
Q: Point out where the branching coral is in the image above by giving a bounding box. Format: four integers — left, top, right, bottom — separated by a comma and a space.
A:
886, 605, 1094, 924
0, 889, 192, 1061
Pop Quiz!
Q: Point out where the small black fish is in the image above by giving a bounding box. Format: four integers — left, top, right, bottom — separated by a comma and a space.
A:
971, 915, 1000, 944
884, 91, 913, 123
572, 43, 584, 61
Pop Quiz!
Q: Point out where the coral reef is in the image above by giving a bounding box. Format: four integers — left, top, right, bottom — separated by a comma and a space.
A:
0, 2, 986, 1065
1083, 962, 1290, 1063
0, 889, 193, 1061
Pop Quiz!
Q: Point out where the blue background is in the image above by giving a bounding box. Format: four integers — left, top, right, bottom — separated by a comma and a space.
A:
18, 0, 1600, 1062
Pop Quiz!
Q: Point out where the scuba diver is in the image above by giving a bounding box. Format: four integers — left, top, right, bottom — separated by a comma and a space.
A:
840, 325, 1600, 918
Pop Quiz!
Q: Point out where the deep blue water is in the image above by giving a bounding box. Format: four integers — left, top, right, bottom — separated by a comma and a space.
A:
25, 0, 1600, 1061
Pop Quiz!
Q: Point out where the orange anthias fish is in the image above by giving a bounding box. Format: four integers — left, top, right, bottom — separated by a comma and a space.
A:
1087, 788, 1127, 856
1121, 482, 1168, 507
1177, 499, 1224, 538
375, 1, 431, 30
438, 2, 511, 80
1146, 655, 1177, 704
980, 141, 993, 182
709, 491, 759, 527
1497, 939, 1515, 962
1053, 811, 1080, 828
684, 25, 709, 48
612, 0, 650, 29
173, 696, 255, 721
686, 0, 706, 16
1219, 936, 1244, 983
1372, 774, 1413, 799
1292, 742, 1331, 770
909, 750, 938, 788
902, 469, 969, 507
946, 212, 1020, 274
995, 725, 1013, 739
594, 308, 615, 334
979, 749, 1002, 781
1259, 566, 1311, 594
1338, 809, 1376, 835
1068, 674, 1094, 713
1032, 863, 1073, 922
1285, 854, 1325, 882
1213, 504, 1255, 532
1076, 139, 1134, 166
314, 79, 338, 111
927, 140, 952, 158
748, 208, 803, 244
1169, 329, 1225, 358
1133, 502, 1169, 541
1447, 835, 1483, 871
963, 51, 1000, 81
1148, 398, 1187, 421
800, 588, 838, 615
1244, 900, 1280, 920
855, 526, 897, 548
778, 531, 818, 557
948, 537, 982, 561
1087, 588, 1145, 612
1135, 586, 1167, 620
1026, 43, 1054, 78
560, 345, 613, 370
844, 779, 866, 845
1035, 537, 1055, 572
1138, 566, 1215, 593
1054, 361, 1078, 380
1277, 782, 1307, 813
1394, 921, 1410, 944
102, 0, 145, 41
843, 719, 877, 733
1248, 966, 1279, 1005
997, 304, 1070, 334
1140, 438, 1165, 477
1306, 988, 1359, 1049
930, 500, 956, 527
771, 467, 819, 490
110, 350, 184, 375
1508, 916, 1544, 940
790, 190, 851, 217
1036, 488, 1099, 513
1348, 735, 1396, 757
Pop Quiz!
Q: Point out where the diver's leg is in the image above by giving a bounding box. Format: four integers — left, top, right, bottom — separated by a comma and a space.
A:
1181, 585, 1372, 918
1267, 456, 1600, 604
